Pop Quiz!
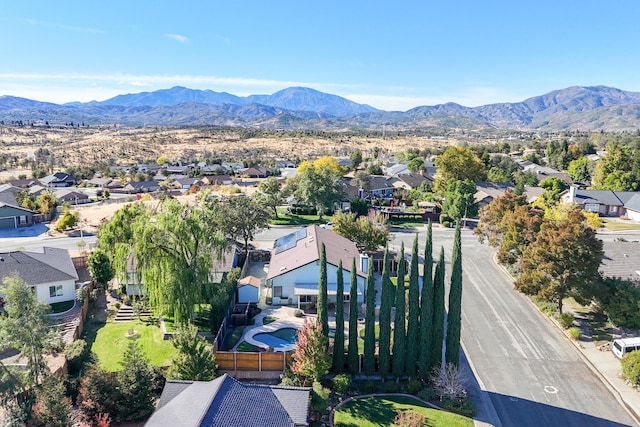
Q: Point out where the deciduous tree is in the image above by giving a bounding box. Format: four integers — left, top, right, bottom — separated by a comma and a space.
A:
434, 146, 486, 194
217, 195, 270, 254
515, 208, 603, 314
88, 248, 114, 288
331, 211, 390, 254
258, 176, 283, 218
296, 157, 344, 220
291, 318, 331, 385
442, 179, 478, 221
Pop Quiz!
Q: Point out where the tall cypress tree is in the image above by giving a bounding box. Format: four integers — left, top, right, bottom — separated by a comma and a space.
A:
318, 243, 329, 338
419, 220, 434, 379
446, 224, 463, 366
431, 246, 446, 372
333, 260, 345, 372
363, 260, 376, 376
392, 241, 406, 377
348, 257, 359, 373
405, 234, 420, 376
378, 247, 392, 378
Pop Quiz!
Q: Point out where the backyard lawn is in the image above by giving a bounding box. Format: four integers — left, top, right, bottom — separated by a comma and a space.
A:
270, 208, 323, 226
601, 218, 640, 231
333, 396, 473, 427
91, 320, 176, 371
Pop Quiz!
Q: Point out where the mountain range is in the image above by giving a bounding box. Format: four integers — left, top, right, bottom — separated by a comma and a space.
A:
2, 85, 640, 131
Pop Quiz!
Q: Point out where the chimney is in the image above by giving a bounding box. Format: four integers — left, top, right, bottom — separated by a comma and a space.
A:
569, 185, 577, 202
360, 254, 369, 274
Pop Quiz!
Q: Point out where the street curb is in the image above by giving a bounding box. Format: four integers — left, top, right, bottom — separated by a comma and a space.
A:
492, 256, 640, 426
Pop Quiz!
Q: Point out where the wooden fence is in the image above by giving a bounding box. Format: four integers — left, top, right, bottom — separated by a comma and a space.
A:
215, 351, 293, 372
71, 255, 88, 268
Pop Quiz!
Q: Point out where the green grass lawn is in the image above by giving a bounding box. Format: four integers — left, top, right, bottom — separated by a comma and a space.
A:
163, 304, 212, 332
91, 320, 176, 372
220, 326, 246, 350
602, 218, 640, 231
270, 208, 323, 226
333, 396, 473, 427
236, 341, 262, 352
359, 324, 381, 340
263, 315, 278, 325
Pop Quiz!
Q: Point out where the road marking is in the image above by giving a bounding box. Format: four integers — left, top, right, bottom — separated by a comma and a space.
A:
544, 385, 559, 394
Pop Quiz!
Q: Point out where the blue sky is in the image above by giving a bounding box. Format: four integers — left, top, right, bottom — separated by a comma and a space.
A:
2, 1, 640, 111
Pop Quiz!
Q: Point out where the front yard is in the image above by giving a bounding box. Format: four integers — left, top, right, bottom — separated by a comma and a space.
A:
91, 320, 176, 371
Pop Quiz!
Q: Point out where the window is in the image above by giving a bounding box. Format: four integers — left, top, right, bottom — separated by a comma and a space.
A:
584, 204, 599, 213
609, 206, 618, 214
19, 215, 27, 225
49, 285, 63, 298
343, 294, 350, 302
300, 295, 314, 303
273, 286, 282, 298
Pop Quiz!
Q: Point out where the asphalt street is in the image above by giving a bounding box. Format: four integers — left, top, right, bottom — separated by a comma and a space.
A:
393, 226, 638, 427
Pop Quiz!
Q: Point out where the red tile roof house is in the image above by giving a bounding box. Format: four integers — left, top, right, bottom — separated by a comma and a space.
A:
265, 225, 367, 308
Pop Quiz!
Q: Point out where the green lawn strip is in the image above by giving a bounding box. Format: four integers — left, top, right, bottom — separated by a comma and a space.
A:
220, 326, 246, 350
50, 300, 75, 313
236, 341, 262, 352
359, 324, 381, 341
263, 315, 278, 325
270, 209, 322, 226
91, 321, 176, 372
333, 396, 473, 427
602, 219, 640, 231
563, 297, 613, 346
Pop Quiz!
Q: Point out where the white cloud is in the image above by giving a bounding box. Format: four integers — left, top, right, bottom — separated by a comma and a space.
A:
165, 33, 189, 44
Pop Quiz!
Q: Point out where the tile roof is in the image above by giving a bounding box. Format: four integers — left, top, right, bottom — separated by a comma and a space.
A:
0, 247, 78, 285
266, 225, 366, 281
145, 374, 310, 427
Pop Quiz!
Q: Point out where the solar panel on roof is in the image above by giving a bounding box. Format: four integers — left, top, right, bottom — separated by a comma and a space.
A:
273, 228, 308, 255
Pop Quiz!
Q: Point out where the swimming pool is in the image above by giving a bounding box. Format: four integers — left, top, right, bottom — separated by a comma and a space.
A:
253, 328, 299, 349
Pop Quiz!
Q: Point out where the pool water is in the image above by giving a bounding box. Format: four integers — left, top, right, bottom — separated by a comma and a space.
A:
253, 328, 299, 349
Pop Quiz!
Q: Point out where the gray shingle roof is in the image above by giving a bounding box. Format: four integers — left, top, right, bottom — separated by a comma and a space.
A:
145, 374, 310, 427
624, 194, 640, 212
574, 190, 623, 206
600, 241, 640, 282
0, 247, 78, 285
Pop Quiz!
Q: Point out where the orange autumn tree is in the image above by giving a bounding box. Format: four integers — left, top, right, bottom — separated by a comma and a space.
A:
290, 318, 331, 386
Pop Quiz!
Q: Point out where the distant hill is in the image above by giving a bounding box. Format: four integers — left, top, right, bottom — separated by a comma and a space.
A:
3, 85, 640, 131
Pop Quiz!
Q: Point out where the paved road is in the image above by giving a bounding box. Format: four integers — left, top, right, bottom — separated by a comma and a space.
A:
392, 227, 638, 427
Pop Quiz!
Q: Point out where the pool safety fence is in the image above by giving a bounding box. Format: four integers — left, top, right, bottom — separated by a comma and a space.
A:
215, 351, 294, 372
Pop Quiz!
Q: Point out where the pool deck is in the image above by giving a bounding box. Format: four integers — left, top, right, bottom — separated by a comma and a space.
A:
234, 305, 306, 352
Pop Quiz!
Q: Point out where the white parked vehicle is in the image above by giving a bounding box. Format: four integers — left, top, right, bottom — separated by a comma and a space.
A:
612, 337, 640, 359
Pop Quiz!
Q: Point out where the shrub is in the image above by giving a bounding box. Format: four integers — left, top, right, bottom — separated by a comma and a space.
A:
567, 327, 582, 340
407, 379, 423, 395
439, 214, 451, 225
114, 302, 121, 310
442, 221, 451, 228
382, 381, 399, 393
360, 381, 378, 394
440, 394, 476, 417
65, 339, 89, 376
621, 351, 640, 387
311, 381, 330, 413
417, 387, 437, 402
294, 309, 304, 318
393, 410, 426, 427
332, 374, 352, 394
266, 296, 273, 305
558, 313, 574, 329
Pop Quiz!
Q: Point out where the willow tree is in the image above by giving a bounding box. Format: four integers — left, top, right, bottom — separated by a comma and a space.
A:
348, 258, 359, 373
317, 243, 329, 338
392, 242, 406, 377
378, 247, 393, 377
419, 220, 434, 378
111, 199, 227, 325
405, 235, 420, 376
333, 260, 345, 372
445, 224, 463, 366
432, 247, 446, 372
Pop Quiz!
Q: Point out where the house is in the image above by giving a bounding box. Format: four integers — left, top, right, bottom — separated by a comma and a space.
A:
266, 225, 367, 307
222, 162, 245, 173
118, 246, 238, 296
122, 181, 161, 194
393, 172, 434, 190
0, 191, 33, 229
241, 166, 269, 179
517, 161, 573, 185
237, 275, 260, 303
145, 374, 310, 427
0, 247, 78, 304
173, 177, 203, 190
600, 241, 640, 283
85, 177, 112, 188
53, 189, 91, 205
203, 175, 233, 186
475, 182, 545, 208
39, 172, 78, 188
561, 187, 640, 217
383, 162, 410, 176
5, 178, 41, 188
165, 165, 191, 175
